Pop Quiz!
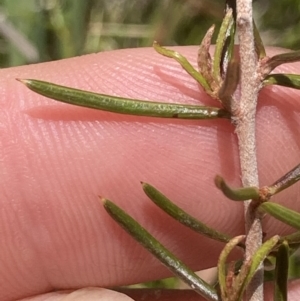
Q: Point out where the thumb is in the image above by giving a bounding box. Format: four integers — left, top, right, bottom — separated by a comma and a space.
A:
19, 288, 134, 301
1, 46, 300, 301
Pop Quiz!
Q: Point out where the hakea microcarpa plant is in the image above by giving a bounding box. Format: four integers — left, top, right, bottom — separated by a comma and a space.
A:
17, 1, 300, 301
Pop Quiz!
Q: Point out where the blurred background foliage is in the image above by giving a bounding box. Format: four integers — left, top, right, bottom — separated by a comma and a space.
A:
0, 0, 299, 67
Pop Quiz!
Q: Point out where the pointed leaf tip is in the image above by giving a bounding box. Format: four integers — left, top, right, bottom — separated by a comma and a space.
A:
213, 8, 234, 82
101, 193, 219, 301
16, 78, 29, 85
99, 196, 104, 201
142, 182, 232, 244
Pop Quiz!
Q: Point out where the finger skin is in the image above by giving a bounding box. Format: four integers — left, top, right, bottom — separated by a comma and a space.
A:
1, 46, 300, 300
17, 288, 202, 301
18, 288, 135, 301
15, 282, 300, 301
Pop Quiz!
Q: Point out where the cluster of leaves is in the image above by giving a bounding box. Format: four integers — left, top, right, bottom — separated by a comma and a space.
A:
18, 3, 300, 301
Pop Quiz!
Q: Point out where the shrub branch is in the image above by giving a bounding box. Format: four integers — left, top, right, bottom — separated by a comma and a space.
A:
234, 1, 263, 301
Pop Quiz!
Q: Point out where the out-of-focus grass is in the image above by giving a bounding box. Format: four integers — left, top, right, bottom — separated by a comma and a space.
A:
1, 0, 299, 67
0, 0, 224, 67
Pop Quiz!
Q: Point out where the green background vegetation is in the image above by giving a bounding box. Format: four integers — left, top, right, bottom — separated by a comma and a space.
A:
0, 0, 300, 67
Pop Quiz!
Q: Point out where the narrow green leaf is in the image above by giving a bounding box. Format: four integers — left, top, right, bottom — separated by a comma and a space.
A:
220, 11, 236, 78
142, 182, 232, 244
253, 20, 266, 59
217, 235, 246, 301
259, 202, 300, 230
263, 50, 300, 75
153, 41, 212, 93
18, 79, 230, 120
274, 241, 289, 301
235, 236, 280, 301
218, 59, 239, 111
214, 175, 260, 201
266, 163, 300, 196
264, 73, 300, 90
102, 198, 219, 301
213, 8, 234, 83
217, 7, 236, 111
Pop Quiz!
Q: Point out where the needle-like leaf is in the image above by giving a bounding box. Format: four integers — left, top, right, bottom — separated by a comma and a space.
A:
266, 163, 300, 196
213, 8, 234, 83
220, 15, 236, 78
262, 50, 300, 76
218, 59, 239, 111
215, 175, 260, 201
153, 41, 212, 93
264, 74, 300, 90
274, 241, 289, 301
102, 198, 219, 301
17, 79, 230, 120
217, 235, 246, 301
142, 182, 232, 244
234, 236, 280, 301
259, 202, 300, 230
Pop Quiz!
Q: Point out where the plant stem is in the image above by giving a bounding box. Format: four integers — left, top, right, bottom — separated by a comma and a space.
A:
233, 1, 263, 301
